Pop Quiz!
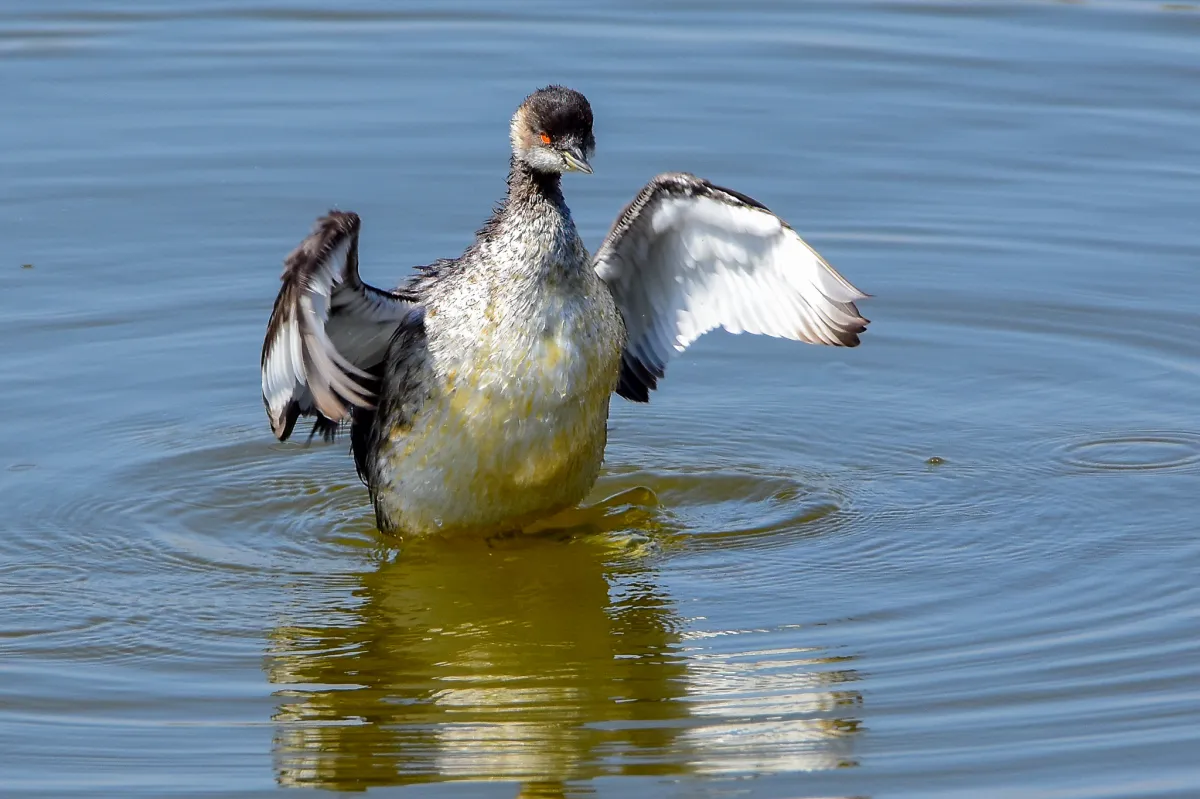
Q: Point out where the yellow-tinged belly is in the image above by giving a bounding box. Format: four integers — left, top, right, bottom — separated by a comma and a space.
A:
372, 297, 622, 536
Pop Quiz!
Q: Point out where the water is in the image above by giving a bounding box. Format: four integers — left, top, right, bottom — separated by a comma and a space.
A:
2, 1, 1198, 796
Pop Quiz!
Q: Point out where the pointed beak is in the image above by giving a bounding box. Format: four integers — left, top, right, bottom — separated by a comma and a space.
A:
561, 147, 593, 174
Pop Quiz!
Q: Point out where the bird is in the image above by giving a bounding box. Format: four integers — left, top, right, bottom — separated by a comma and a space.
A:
261, 85, 869, 536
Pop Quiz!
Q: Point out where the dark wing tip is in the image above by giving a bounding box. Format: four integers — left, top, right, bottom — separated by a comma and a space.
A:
831, 314, 870, 347
281, 210, 361, 277
836, 309, 870, 347
268, 399, 301, 441
322, 209, 361, 233
306, 415, 343, 444
616, 379, 651, 403
615, 352, 663, 403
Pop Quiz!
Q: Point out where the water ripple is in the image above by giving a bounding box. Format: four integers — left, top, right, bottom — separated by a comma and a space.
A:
1054, 430, 1200, 474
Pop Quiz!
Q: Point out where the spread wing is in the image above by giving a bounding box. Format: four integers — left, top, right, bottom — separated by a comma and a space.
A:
260, 210, 416, 440
593, 173, 869, 402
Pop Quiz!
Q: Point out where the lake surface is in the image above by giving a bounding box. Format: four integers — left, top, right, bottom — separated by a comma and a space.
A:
2, 1, 1199, 796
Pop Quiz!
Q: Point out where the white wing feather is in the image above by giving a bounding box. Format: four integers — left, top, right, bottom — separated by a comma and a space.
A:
261, 211, 415, 440
594, 173, 868, 401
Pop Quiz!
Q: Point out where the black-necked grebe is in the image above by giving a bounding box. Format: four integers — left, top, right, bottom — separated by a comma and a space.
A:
261, 86, 868, 535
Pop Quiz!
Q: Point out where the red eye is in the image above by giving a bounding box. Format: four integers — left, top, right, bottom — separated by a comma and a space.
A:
539, 133, 552, 145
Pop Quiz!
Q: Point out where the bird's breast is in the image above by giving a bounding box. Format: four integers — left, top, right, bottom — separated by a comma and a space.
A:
372, 273, 624, 535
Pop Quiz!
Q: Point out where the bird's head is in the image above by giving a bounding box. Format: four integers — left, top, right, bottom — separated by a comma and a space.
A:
510, 85, 595, 175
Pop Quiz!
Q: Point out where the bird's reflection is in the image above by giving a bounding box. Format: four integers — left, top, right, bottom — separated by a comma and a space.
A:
266, 516, 863, 793
266, 527, 686, 793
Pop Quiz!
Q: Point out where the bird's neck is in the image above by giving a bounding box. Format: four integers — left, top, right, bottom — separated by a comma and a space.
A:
506, 157, 565, 210
470, 156, 587, 287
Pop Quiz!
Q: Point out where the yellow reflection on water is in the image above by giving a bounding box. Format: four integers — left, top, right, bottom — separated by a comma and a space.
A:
266, 496, 862, 792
